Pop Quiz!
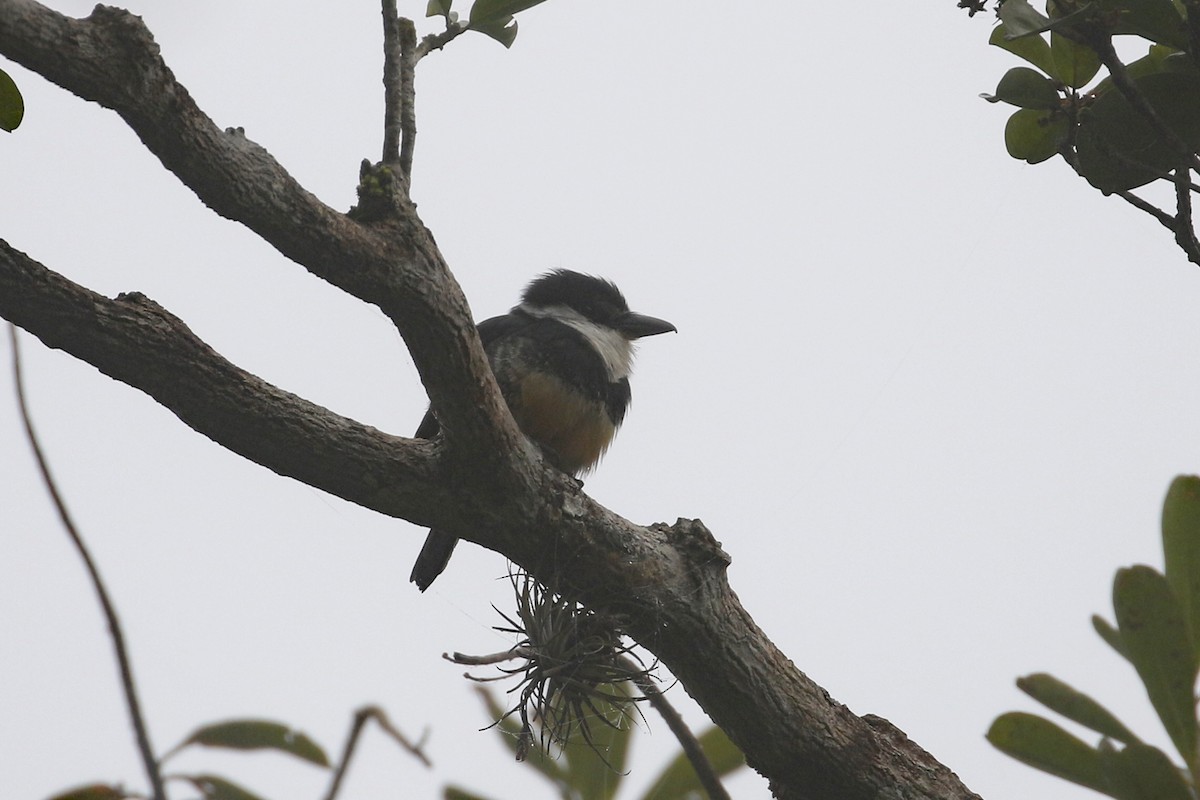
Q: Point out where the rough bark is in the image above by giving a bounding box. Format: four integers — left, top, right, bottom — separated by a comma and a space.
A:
0, 3, 982, 798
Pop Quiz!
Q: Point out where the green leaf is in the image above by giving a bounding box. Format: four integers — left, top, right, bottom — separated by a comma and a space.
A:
998, 0, 1053, 37
188, 775, 267, 800
443, 787, 496, 800
469, 0, 548, 23
469, 15, 518, 47
426, 0, 453, 18
1004, 107, 1068, 163
1163, 475, 1200, 655
0, 67, 24, 132
640, 726, 746, 800
1098, 741, 1193, 800
466, 0, 549, 46
476, 687, 570, 785
1000, 0, 1100, 39
1017, 673, 1141, 745
986, 712, 1110, 794
1050, 31, 1101, 88
46, 786, 128, 800
1100, 0, 1188, 49
989, 23, 1058, 78
1092, 614, 1131, 661
1112, 566, 1199, 769
562, 719, 631, 800
181, 719, 330, 767
561, 682, 635, 800
1076, 71, 1200, 192
983, 67, 1061, 108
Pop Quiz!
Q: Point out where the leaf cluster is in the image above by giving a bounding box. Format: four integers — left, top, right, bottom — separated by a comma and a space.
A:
426, 0, 550, 48
988, 475, 1200, 799
981, 0, 1200, 194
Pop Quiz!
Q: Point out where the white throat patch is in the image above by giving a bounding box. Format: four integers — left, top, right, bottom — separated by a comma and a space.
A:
519, 302, 635, 381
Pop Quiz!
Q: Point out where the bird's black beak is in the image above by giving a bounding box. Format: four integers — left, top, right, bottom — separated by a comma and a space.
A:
615, 311, 677, 340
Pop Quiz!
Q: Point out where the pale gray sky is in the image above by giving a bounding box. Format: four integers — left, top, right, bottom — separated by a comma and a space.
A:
3, 2, 1197, 799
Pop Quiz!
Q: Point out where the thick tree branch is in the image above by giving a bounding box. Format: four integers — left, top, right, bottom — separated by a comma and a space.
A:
0, 240, 452, 527
0, 3, 985, 798
0, 0, 513, 465
0, 238, 981, 798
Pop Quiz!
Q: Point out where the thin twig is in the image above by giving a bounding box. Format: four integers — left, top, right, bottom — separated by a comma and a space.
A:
416, 20, 469, 59
617, 654, 734, 800
324, 707, 371, 800
1174, 164, 1200, 264
324, 705, 432, 800
8, 324, 166, 800
380, 0, 402, 166
1061, 134, 1181, 231
446, 647, 536, 666
397, 16, 417, 183
1116, 189, 1177, 228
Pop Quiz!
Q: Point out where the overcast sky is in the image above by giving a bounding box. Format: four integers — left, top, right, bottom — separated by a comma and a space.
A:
4, 2, 1199, 799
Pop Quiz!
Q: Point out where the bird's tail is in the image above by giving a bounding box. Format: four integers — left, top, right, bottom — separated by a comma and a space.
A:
410, 529, 459, 591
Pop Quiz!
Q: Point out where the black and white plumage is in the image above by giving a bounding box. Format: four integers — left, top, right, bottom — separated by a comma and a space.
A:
409, 270, 676, 591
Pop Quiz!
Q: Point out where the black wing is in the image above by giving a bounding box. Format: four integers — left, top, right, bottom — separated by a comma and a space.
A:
413, 312, 530, 439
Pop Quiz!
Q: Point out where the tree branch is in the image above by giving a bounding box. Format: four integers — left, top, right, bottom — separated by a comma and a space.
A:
397, 16, 418, 182
1117, 189, 1176, 228
10, 325, 166, 800
0, 240, 982, 798
618, 654, 733, 800
1174, 165, 1200, 264
416, 18, 470, 59
381, 0, 403, 166
324, 705, 430, 800
0, 240, 452, 527
0, 0, 513, 462
380, 1, 417, 184
0, 3, 986, 797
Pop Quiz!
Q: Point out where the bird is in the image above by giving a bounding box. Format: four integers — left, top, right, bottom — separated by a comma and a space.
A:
409, 269, 676, 591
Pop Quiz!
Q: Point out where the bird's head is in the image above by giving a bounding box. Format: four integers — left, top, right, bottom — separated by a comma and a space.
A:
518, 269, 676, 342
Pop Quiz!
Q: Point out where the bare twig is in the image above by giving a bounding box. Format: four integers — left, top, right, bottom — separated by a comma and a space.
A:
1174, 164, 1200, 264
618, 654, 734, 800
417, 20, 469, 59
446, 647, 536, 666
1116, 189, 1177, 228
381, 3, 417, 183
380, 0, 402, 166
397, 16, 417, 182
324, 705, 431, 800
8, 324, 166, 800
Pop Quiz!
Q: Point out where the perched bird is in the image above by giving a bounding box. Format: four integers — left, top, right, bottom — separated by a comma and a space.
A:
409, 269, 676, 591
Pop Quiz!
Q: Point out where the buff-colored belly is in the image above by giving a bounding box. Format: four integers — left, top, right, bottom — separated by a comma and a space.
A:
511, 372, 616, 474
